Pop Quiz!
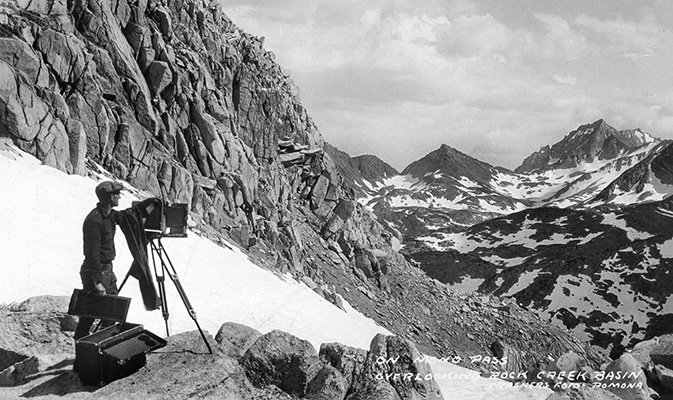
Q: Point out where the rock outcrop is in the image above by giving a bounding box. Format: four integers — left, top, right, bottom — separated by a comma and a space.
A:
215, 321, 263, 359
241, 330, 323, 397
344, 334, 443, 400
240, 331, 445, 400
0, 298, 446, 399
0, 349, 38, 386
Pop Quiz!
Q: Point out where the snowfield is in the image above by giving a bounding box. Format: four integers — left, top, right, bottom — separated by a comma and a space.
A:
0, 141, 550, 400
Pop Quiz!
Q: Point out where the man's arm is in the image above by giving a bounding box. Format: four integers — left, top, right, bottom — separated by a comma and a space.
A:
114, 198, 162, 221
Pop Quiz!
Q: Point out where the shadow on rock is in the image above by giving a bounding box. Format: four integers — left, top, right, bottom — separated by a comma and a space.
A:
19, 369, 97, 398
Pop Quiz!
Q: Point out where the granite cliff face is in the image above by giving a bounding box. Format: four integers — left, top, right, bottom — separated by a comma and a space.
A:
0, 0, 399, 289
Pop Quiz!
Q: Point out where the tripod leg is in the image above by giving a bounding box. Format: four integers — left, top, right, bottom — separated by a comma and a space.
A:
156, 240, 213, 354
117, 270, 132, 294
170, 272, 213, 354
150, 241, 171, 337
157, 275, 170, 337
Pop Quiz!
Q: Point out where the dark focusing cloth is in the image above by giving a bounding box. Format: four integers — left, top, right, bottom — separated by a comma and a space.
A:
115, 200, 161, 311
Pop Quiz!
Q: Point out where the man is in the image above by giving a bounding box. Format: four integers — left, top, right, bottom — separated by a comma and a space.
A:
74, 181, 125, 340
74, 181, 161, 340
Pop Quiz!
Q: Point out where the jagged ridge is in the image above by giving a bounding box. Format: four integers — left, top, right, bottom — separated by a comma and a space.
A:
516, 119, 657, 174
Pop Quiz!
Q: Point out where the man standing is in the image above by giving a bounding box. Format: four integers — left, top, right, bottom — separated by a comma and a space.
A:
74, 181, 125, 340
74, 181, 161, 341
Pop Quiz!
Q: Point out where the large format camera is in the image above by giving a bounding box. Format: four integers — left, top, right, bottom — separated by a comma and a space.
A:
141, 200, 188, 239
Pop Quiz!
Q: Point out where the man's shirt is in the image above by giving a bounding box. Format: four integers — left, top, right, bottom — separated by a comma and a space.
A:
82, 204, 118, 283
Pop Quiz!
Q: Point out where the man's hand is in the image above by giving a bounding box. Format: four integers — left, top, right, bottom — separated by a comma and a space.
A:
94, 282, 107, 296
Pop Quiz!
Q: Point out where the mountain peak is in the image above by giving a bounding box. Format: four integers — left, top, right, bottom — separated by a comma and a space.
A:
439, 143, 455, 152
402, 143, 498, 183
590, 118, 607, 128
515, 120, 658, 174
579, 118, 613, 135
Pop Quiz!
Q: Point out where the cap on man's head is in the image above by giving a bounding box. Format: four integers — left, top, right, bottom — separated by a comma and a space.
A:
95, 181, 123, 202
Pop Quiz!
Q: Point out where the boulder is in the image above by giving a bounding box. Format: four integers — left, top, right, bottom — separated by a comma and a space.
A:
280, 151, 304, 166
190, 98, 226, 164
323, 199, 355, 237
0, 61, 50, 142
59, 314, 78, 331
0, 37, 50, 87
602, 353, 654, 400
154, 6, 173, 39
147, 60, 172, 97
35, 117, 72, 173
215, 322, 262, 359
490, 339, 525, 374
354, 249, 375, 279
629, 337, 658, 367
94, 330, 296, 400
651, 337, 673, 369
0, 348, 39, 386
66, 120, 87, 176
345, 334, 398, 400
311, 173, 331, 209
384, 335, 443, 400
66, 74, 110, 159
241, 329, 322, 396
110, 0, 131, 28
654, 364, 673, 391
15, 0, 68, 15
167, 164, 196, 204
305, 364, 349, 400
554, 351, 588, 372
7, 295, 69, 312
112, 122, 150, 169
319, 342, 367, 391
35, 29, 88, 84
42, 90, 70, 121
347, 334, 443, 400
123, 22, 155, 71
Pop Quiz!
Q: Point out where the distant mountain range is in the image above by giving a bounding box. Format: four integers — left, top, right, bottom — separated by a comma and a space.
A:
328, 119, 673, 349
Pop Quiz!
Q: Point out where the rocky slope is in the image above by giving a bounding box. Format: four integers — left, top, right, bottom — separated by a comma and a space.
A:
0, 0, 599, 384
593, 141, 673, 204
4, 296, 673, 400
352, 120, 673, 360
0, 296, 444, 399
405, 197, 673, 351
324, 143, 398, 197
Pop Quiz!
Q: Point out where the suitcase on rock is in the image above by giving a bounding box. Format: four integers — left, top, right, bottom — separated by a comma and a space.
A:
75, 322, 166, 386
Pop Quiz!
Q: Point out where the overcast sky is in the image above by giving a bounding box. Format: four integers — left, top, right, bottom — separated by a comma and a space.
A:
222, 0, 673, 171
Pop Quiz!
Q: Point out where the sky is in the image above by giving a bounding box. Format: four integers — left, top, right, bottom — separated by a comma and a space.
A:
221, 0, 673, 171
0, 141, 550, 399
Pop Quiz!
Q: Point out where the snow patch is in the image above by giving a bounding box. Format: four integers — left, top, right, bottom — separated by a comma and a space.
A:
602, 213, 653, 241
481, 255, 527, 267
504, 270, 540, 296
449, 277, 485, 293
